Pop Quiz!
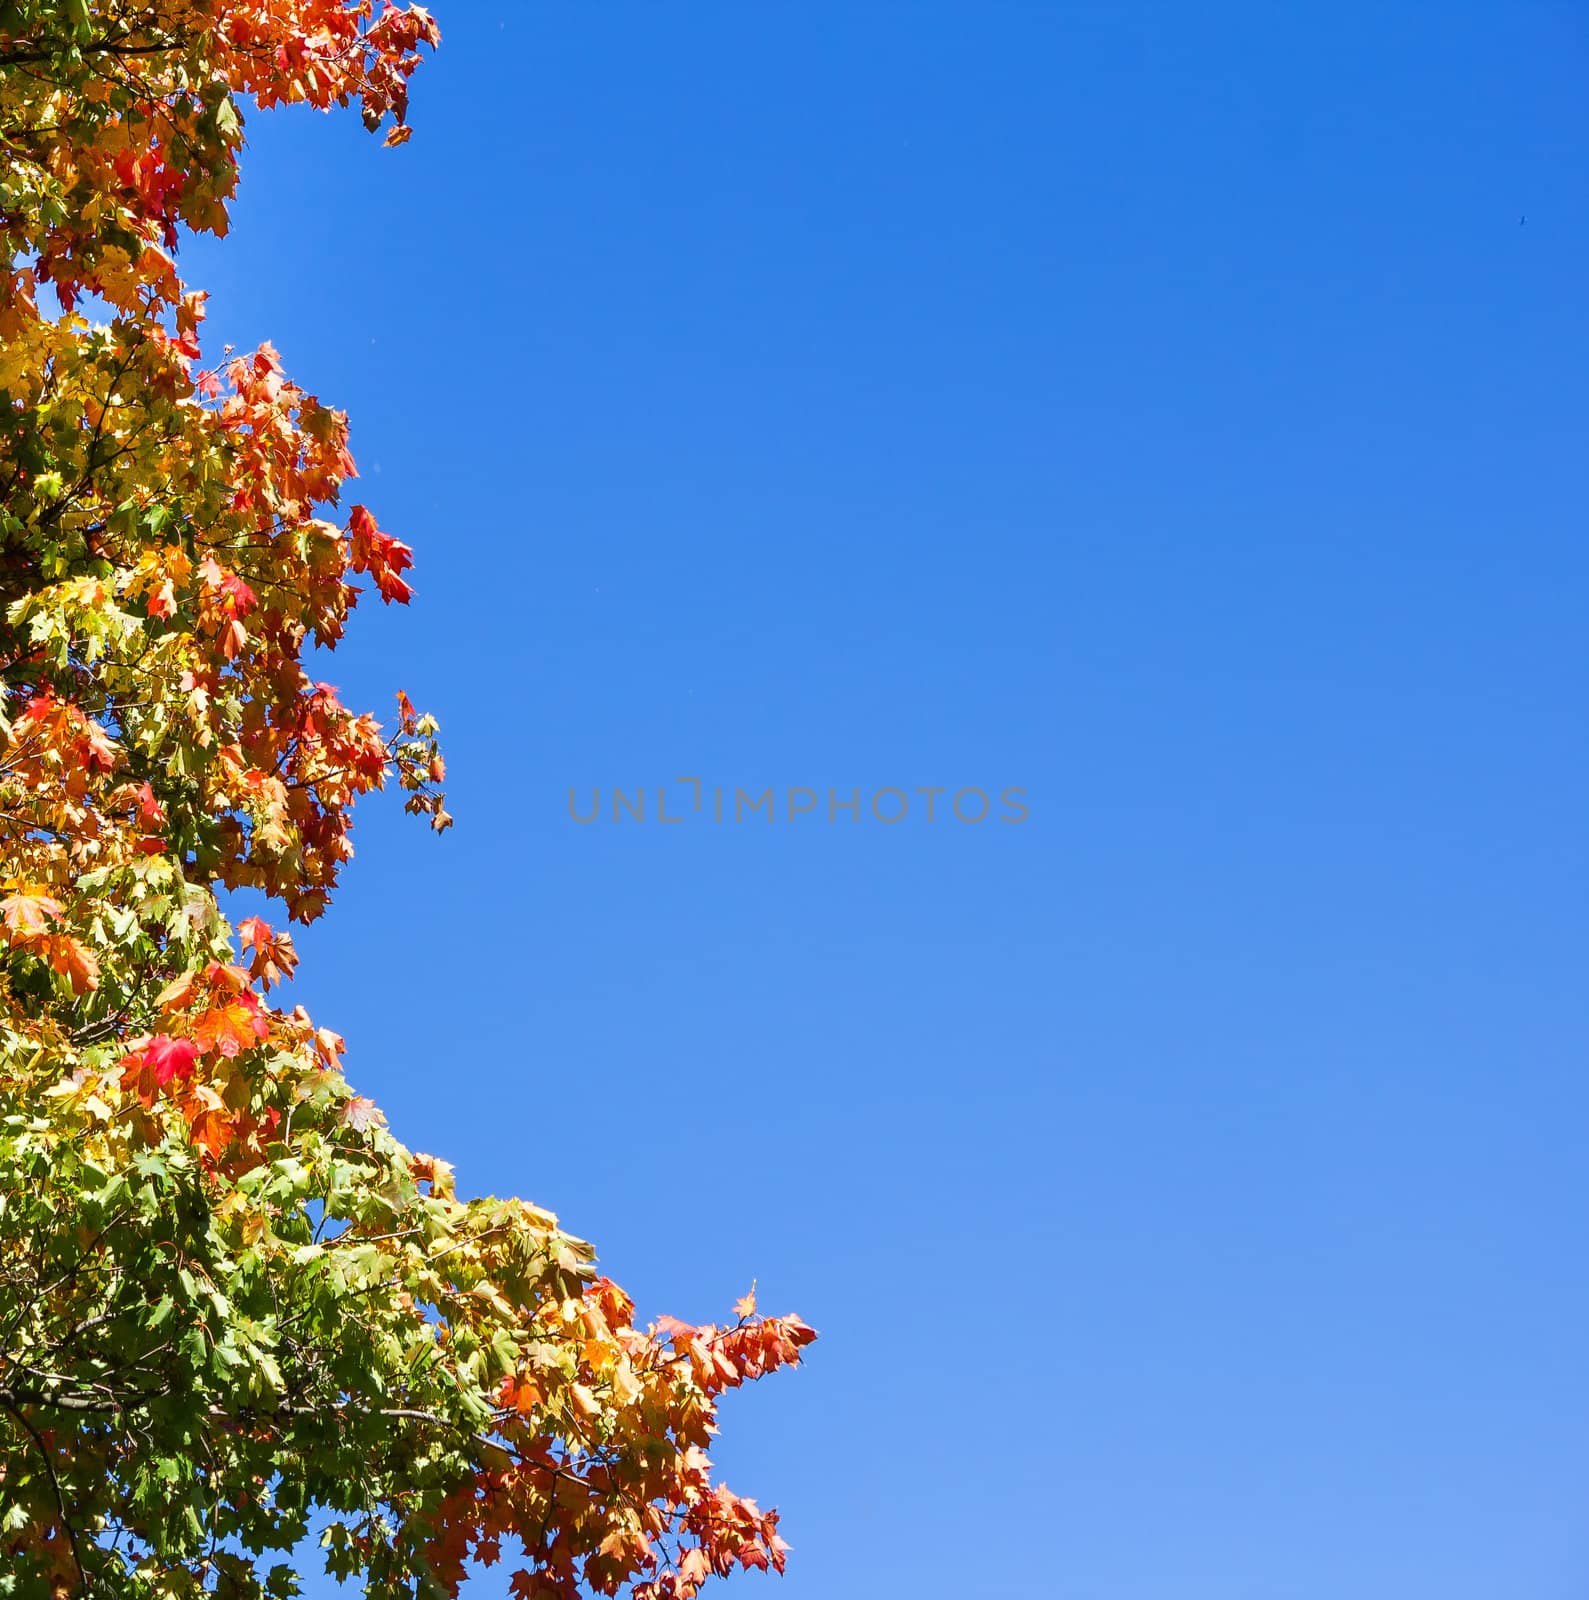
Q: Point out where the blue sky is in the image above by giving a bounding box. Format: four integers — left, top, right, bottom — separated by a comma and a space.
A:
189, 4, 1587, 1596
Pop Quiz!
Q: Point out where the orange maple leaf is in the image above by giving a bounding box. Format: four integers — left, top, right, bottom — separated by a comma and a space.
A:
0, 888, 63, 936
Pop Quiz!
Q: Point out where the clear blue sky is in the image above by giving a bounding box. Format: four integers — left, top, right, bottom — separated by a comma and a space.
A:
189, 4, 1587, 1595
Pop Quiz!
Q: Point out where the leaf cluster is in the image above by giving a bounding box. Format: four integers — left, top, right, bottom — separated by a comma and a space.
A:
0, 6, 814, 1596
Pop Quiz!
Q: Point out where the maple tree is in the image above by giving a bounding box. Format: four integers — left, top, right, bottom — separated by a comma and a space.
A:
0, 4, 814, 1596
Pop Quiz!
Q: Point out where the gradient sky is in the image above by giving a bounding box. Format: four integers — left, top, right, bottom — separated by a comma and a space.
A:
186, 4, 1587, 1596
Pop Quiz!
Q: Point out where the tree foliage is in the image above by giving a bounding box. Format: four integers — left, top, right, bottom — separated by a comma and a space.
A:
0, 5, 814, 1595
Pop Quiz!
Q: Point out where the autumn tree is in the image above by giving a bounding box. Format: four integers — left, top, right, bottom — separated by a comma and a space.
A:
0, 4, 813, 1595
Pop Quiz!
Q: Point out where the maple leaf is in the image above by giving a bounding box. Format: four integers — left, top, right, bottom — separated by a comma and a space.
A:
0, 888, 63, 936
156, 970, 198, 1011
500, 1375, 542, 1416
311, 1024, 346, 1065
146, 1034, 199, 1088
598, 1527, 650, 1568
129, 781, 166, 829
182, 1084, 235, 1159
237, 915, 299, 989
349, 504, 415, 603
733, 1281, 757, 1319
119, 1050, 162, 1108
340, 1095, 384, 1132
194, 995, 269, 1058
78, 719, 119, 776
47, 934, 100, 995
